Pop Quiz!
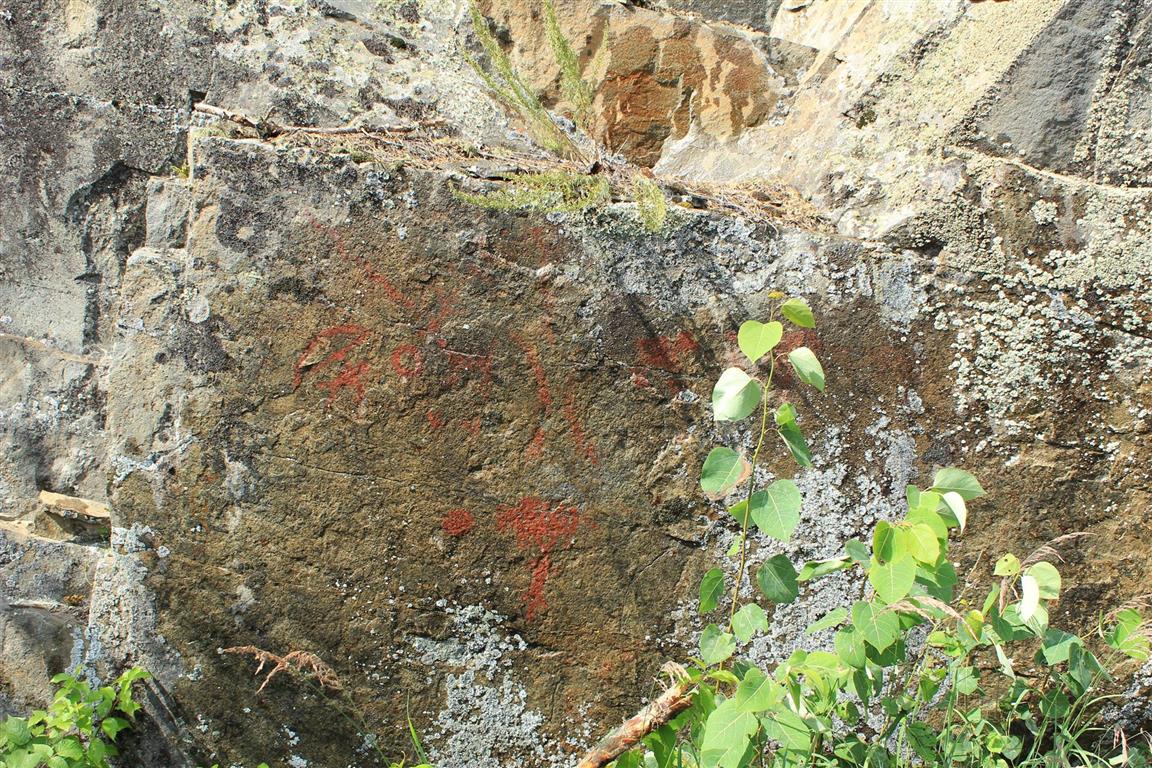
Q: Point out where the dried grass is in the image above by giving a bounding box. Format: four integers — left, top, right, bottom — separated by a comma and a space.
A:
223, 645, 343, 693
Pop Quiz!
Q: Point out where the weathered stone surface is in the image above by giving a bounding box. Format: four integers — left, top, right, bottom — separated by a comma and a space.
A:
3, 0, 1152, 767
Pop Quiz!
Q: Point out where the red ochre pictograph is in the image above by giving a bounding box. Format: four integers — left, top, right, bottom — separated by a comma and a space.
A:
510, 334, 552, 412
441, 508, 475, 537
293, 324, 373, 404
562, 389, 599, 466
390, 343, 424, 378
496, 496, 583, 620
634, 330, 700, 394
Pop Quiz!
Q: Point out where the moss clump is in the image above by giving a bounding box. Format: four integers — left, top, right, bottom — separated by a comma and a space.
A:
632, 176, 667, 232
453, 171, 610, 214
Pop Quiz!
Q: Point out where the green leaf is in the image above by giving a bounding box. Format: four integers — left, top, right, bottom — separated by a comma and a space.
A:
100, 716, 130, 740
906, 721, 939, 763
845, 538, 870, 563
787, 347, 825, 391
55, 737, 84, 760
780, 298, 815, 328
735, 667, 779, 712
2, 717, 31, 747
756, 554, 799, 604
737, 320, 783, 363
731, 603, 769, 643
852, 601, 900, 651
700, 699, 759, 768
798, 556, 851, 582
700, 624, 737, 666
1019, 574, 1040, 621
762, 707, 811, 753
940, 492, 968, 533
749, 480, 802, 541
902, 523, 941, 564
906, 505, 948, 543
872, 521, 898, 563
777, 421, 813, 468
954, 665, 979, 695
1025, 561, 1060, 599
701, 448, 749, 499
805, 607, 848, 634
835, 625, 867, 668
699, 568, 725, 614
712, 367, 762, 421
614, 750, 642, 768
1107, 609, 1151, 661
1039, 629, 1082, 665
994, 553, 1020, 577
931, 468, 985, 500
87, 737, 108, 763
774, 402, 798, 426
869, 554, 916, 603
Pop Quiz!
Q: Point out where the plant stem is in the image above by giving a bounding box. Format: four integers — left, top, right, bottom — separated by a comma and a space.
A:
728, 356, 776, 631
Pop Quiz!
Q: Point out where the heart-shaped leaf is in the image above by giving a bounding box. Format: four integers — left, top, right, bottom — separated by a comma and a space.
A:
699, 568, 725, 613
780, 298, 815, 328
756, 554, 799, 604
735, 667, 779, 712
931, 468, 985, 500
1025, 562, 1061, 599
712, 367, 762, 421
749, 480, 802, 541
805, 606, 848, 635
700, 623, 737, 666
737, 320, 783, 364
732, 603, 768, 642
852, 600, 900, 651
700, 699, 758, 768
787, 346, 825, 391
700, 447, 749, 498
868, 554, 917, 603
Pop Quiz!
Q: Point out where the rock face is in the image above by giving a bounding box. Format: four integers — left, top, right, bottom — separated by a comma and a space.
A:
2, 1, 1152, 767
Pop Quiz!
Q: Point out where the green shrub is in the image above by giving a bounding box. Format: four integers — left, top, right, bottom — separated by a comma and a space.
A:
0, 668, 149, 768
600, 297, 1151, 768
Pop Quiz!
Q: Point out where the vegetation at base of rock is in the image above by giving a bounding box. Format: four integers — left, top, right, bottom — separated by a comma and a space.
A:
594, 298, 1152, 768
452, 170, 611, 213
0, 668, 149, 768
633, 176, 668, 232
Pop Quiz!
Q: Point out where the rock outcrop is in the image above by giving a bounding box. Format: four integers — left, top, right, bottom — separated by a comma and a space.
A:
2, 1, 1151, 766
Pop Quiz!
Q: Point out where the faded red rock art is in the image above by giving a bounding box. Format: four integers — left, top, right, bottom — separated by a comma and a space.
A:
633, 330, 700, 394
389, 343, 424, 378
496, 496, 584, 620
441, 508, 475, 537
562, 388, 599, 466
511, 333, 553, 412
293, 324, 373, 404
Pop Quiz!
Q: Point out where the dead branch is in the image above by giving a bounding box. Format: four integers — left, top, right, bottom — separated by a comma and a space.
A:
223, 645, 343, 693
575, 665, 694, 768
193, 102, 441, 139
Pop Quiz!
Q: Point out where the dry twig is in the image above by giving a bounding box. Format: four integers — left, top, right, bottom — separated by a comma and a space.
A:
223, 645, 343, 693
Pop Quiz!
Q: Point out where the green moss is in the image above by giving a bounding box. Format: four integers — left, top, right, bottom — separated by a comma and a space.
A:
453, 171, 610, 214
632, 176, 668, 232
